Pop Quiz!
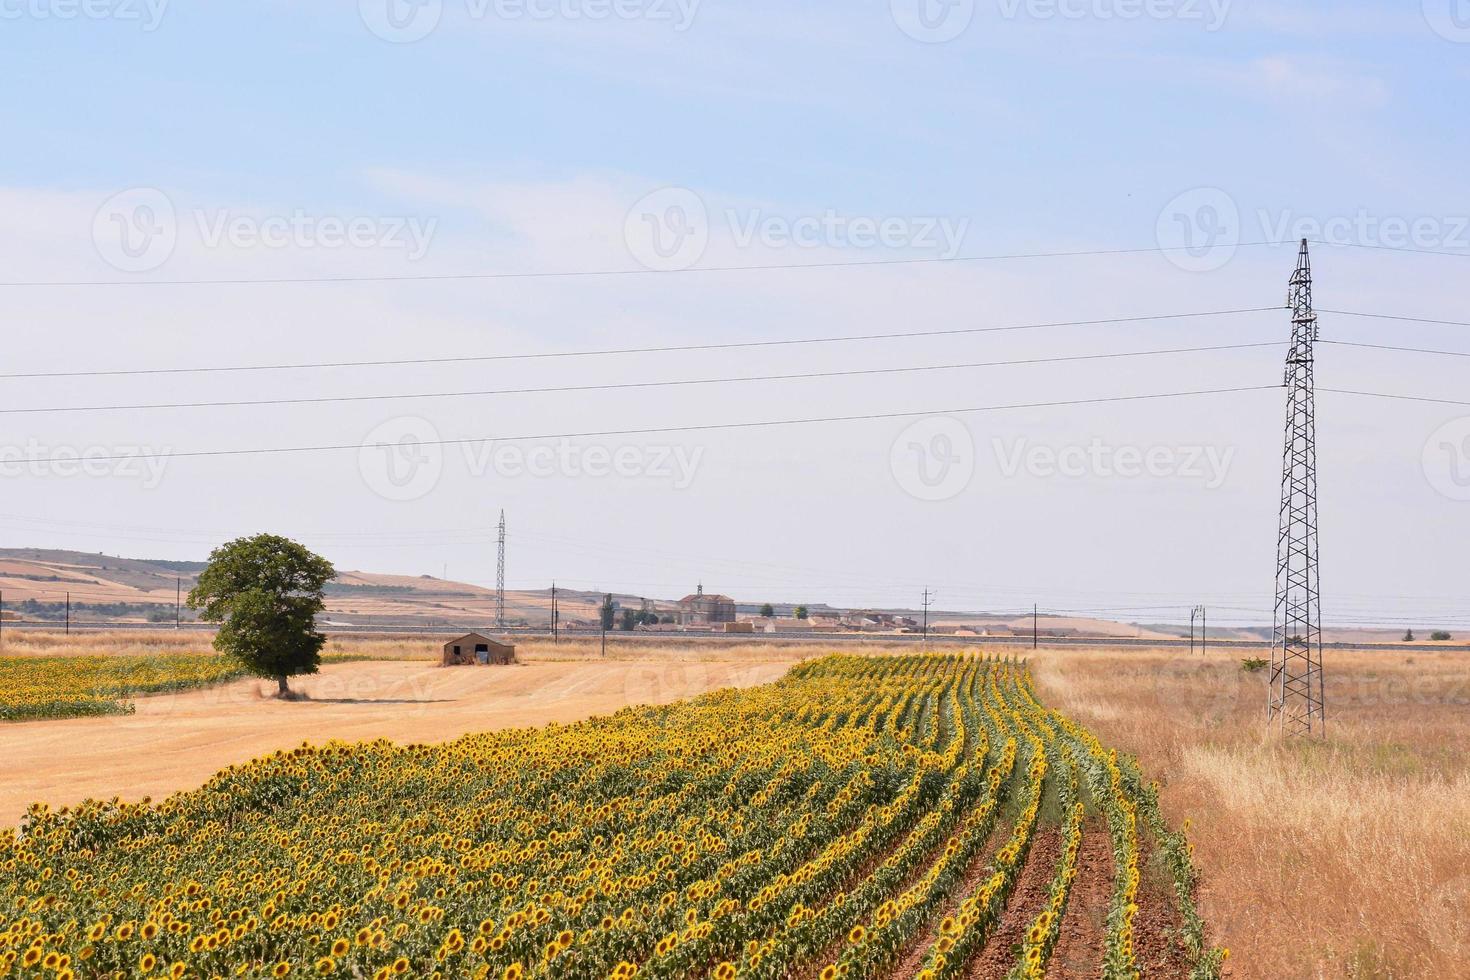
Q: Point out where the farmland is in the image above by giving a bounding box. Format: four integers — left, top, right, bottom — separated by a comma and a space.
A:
0, 654, 1215, 979
4, 640, 1467, 976
0, 654, 248, 721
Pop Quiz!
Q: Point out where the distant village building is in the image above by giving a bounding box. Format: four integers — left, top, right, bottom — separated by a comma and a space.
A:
842, 611, 920, 631
761, 617, 817, 634
677, 584, 737, 626
442, 632, 517, 666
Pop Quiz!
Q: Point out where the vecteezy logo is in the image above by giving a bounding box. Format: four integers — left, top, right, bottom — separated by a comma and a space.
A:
890, 416, 975, 501
92, 188, 177, 273
359, 417, 444, 501
1155, 187, 1240, 273
1423, 0, 1470, 42
1423, 417, 1470, 501
359, 0, 442, 42
624, 187, 709, 272
890, 0, 975, 42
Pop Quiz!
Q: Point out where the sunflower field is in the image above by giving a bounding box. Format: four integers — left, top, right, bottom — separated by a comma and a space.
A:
0, 654, 1223, 978
0, 655, 249, 722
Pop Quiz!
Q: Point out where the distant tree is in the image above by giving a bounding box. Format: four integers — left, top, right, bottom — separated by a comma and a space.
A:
1404, 629, 1416, 642
794, 605, 809, 620
600, 595, 616, 631
759, 603, 775, 618
187, 534, 335, 697
1431, 631, 1453, 642
620, 608, 637, 631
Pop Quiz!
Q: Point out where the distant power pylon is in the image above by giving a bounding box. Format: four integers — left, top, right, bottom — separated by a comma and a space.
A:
1268, 240, 1326, 737
495, 510, 506, 629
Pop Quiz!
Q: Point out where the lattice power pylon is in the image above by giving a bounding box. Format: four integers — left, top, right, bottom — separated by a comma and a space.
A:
1268, 240, 1326, 736
496, 510, 507, 629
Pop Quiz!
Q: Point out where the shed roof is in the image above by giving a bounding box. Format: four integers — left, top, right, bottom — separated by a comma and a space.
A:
444, 632, 514, 647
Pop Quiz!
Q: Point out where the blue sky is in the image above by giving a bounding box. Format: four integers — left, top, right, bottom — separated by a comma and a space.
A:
0, 1, 1466, 628
7, 2, 1467, 236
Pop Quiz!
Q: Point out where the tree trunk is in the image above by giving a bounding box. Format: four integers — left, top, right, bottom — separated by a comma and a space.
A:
276, 675, 290, 697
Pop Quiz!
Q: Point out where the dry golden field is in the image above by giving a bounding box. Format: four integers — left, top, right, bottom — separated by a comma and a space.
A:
1030, 645, 1470, 979
3, 632, 1465, 977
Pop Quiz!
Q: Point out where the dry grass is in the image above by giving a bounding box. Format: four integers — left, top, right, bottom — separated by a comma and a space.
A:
1030, 646, 1470, 979
0, 629, 460, 662
0, 630, 216, 659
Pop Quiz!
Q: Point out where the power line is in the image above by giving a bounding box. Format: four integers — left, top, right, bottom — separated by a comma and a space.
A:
15, 385, 1278, 464
0, 341, 1284, 415
1323, 339, 1470, 359
1, 304, 1463, 387
0, 307, 1280, 381
1320, 309, 1470, 329
12, 337, 1466, 417
1318, 388, 1470, 408
0, 241, 1297, 288
1320, 241, 1470, 260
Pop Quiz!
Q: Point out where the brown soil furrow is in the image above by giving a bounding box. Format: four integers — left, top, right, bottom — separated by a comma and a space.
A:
967, 828, 1063, 979
883, 796, 1019, 980
792, 698, 989, 980
1044, 820, 1114, 979
1130, 834, 1193, 980
793, 777, 987, 979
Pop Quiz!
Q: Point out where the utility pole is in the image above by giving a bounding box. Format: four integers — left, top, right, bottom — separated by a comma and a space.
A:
495, 510, 506, 630
1268, 240, 1326, 737
601, 593, 610, 659
1189, 605, 1207, 655
1033, 603, 1038, 650
921, 588, 933, 647
551, 582, 558, 644
176, 577, 182, 629
66, 592, 71, 635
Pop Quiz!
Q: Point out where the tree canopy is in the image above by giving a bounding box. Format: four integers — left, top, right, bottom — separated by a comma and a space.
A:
187, 534, 336, 696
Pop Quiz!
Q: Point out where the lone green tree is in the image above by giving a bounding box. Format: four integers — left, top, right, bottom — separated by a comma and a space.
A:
759, 603, 775, 619
794, 605, 809, 620
187, 534, 336, 697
